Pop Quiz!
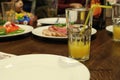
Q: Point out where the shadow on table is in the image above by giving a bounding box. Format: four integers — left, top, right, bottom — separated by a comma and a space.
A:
91, 34, 97, 41
31, 34, 68, 44
106, 31, 113, 38
0, 33, 31, 42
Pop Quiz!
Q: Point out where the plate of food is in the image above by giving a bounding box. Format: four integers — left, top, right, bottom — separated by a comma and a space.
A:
37, 17, 66, 25
32, 25, 97, 39
0, 22, 34, 37
0, 54, 90, 80
106, 25, 113, 32
32, 25, 67, 39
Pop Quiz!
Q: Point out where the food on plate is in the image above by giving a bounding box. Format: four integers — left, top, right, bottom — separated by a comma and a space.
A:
54, 23, 66, 27
0, 27, 6, 35
0, 20, 6, 26
0, 21, 24, 35
42, 25, 67, 37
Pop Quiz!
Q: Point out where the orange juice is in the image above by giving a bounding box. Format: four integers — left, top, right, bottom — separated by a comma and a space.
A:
113, 25, 120, 41
68, 41, 90, 61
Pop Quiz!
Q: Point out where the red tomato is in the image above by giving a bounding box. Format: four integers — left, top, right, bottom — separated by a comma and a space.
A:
4, 23, 19, 33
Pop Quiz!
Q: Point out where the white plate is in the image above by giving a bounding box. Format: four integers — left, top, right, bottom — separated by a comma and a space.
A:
37, 17, 66, 25
106, 25, 113, 32
32, 26, 67, 39
0, 52, 15, 60
32, 26, 97, 39
0, 54, 90, 80
92, 28, 97, 35
0, 24, 34, 37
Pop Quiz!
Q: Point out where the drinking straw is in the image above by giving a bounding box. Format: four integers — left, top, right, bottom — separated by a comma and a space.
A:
84, 5, 112, 28
92, 4, 112, 9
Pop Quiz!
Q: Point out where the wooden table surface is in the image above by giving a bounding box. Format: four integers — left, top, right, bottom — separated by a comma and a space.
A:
0, 19, 120, 80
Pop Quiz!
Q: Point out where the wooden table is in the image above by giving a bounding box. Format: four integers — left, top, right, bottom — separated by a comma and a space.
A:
0, 20, 119, 80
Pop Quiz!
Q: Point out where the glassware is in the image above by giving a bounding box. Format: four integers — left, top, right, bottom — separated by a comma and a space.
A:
112, 3, 120, 41
66, 8, 93, 61
46, 0, 58, 17
1, 2, 15, 22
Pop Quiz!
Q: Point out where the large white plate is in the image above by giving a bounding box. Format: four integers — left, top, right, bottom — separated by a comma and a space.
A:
106, 25, 113, 32
37, 17, 66, 25
0, 24, 34, 37
0, 54, 90, 80
32, 26, 97, 39
0, 52, 15, 60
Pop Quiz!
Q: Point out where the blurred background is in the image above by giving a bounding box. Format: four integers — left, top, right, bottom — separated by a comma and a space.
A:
0, 0, 112, 29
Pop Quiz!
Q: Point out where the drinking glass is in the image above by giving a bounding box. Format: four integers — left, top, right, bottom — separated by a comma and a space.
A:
46, 0, 58, 17
1, 2, 15, 22
66, 8, 93, 61
112, 3, 120, 41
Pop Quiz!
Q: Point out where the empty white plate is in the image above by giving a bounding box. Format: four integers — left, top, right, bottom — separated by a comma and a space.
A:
37, 17, 66, 25
0, 54, 90, 80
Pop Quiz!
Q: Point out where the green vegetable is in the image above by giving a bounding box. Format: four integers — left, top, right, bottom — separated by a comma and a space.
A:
54, 22, 74, 27
0, 20, 6, 26
0, 28, 6, 35
54, 23, 66, 27
8, 28, 25, 35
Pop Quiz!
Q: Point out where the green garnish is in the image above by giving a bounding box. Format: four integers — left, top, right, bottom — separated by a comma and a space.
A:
8, 28, 25, 35
54, 22, 74, 27
0, 20, 6, 26
0, 28, 6, 35
0, 28, 25, 36
54, 23, 66, 27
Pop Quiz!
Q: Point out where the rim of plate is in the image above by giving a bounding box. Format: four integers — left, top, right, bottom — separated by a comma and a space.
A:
0, 54, 90, 80
32, 26, 97, 39
32, 26, 67, 39
106, 25, 113, 32
37, 17, 66, 24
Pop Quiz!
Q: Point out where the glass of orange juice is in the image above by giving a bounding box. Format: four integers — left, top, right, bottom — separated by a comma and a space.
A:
112, 3, 120, 41
66, 8, 93, 61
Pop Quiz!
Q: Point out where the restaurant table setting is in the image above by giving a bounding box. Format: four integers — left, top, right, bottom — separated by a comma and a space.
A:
0, 19, 118, 80
0, 1, 120, 80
